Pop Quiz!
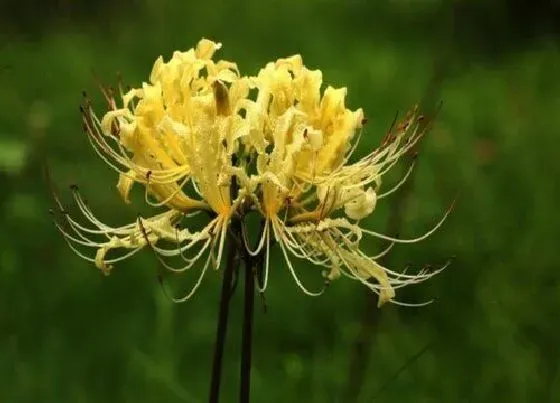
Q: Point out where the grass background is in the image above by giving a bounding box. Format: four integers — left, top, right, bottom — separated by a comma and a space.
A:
0, 0, 559, 401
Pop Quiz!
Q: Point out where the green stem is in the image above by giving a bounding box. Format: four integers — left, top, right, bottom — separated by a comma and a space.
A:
239, 245, 256, 403
208, 222, 240, 403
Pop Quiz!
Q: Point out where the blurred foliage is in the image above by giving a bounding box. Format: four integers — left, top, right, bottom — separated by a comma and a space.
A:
0, 0, 559, 402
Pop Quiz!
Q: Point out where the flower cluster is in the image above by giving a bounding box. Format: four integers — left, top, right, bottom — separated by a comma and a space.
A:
52, 39, 451, 306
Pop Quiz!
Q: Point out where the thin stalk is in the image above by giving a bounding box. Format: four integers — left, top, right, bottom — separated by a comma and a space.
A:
208, 223, 240, 403
238, 219, 266, 403
239, 244, 256, 403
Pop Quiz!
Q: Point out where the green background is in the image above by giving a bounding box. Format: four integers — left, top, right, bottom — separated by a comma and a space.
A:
1, 0, 559, 401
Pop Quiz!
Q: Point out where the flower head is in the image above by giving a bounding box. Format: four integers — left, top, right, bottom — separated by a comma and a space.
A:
52, 38, 451, 306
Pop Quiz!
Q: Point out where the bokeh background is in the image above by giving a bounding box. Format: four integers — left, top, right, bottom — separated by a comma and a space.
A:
1, 0, 559, 402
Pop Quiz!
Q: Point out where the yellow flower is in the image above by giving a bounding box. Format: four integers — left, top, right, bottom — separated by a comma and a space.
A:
232, 54, 452, 306
74, 39, 252, 286
53, 38, 451, 305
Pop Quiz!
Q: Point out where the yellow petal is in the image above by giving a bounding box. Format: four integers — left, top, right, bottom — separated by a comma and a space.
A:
195, 38, 222, 60
344, 187, 377, 220
116, 172, 136, 204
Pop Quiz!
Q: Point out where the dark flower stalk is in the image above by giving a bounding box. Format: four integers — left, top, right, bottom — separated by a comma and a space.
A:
208, 220, 240, 403
239, 246, 256, 403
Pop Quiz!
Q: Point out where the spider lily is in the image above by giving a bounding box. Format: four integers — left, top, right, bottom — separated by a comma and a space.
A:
51, 39, 451, 306
230, 55, 452, 305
